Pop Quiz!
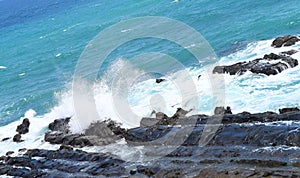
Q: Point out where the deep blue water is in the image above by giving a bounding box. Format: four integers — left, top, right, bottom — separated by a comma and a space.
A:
0, 0, 299, 126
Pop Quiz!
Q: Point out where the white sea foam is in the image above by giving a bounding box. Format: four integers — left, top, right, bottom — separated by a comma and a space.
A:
0, 37, 299, 156
0, 66, 7, 69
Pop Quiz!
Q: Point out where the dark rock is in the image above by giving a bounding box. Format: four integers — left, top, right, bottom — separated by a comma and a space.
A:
0, 166, 10, 175
198, 74, 201, 80
13, 134, 22, 142
18, 148, 27, 152
0, 156, 6, 161
155, 108, 191, 126
1, 137, 10, 141
6, 151, 14, 156
85, 119, 126, 139
16, 118, 30, 134
271, 35, 300, 47
130, 169, 137, 175
280, 49, 298, 56
279, 107, 300, 114
59, 145, 73, 150
48, 117, 71, 133
234, 159, 287, 167
172, 108, 191, 118
199, 159, 224, 164
155, 169, 185, 177
45, 118, 124, 147
214, 106, 232, 115
85, 159, 126, 176
45, 131, 118, 147
196, 168, 300, 178
0, 148, 126, 177
44, 132, 92, 147
104, 119, 127, 138
156, 78, 165, 83
155, 112, 169, 120
213, 53, 298, 76
137, 165, 160, 177
292, 162, 300, 167
140, 117, 160, 127
126, 114, 300, 147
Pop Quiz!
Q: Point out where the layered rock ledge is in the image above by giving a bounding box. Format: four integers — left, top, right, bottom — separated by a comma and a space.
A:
1, 107, 300, 177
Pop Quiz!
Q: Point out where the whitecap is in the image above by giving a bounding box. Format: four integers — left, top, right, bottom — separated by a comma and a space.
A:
121, 29, 132, 33
0, 66, 7, 69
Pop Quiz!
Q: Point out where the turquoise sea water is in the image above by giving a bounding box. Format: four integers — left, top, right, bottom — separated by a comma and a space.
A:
0, 0, 300, 126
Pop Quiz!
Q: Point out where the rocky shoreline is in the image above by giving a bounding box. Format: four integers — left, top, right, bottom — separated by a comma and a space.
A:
1, 106, 300, 177
0, 35, 300, 177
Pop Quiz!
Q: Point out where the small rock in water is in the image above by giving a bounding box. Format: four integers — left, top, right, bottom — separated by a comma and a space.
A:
156, 78, 165, 83
16, 118, 30, 134
279, 107, 300, 114
13, 134, 22, 142
197, 74, 201, 80
2, 137, 10, 141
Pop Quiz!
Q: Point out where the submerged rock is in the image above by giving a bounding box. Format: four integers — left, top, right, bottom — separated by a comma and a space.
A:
271, 35, 300, 47
213, 53, 298, 75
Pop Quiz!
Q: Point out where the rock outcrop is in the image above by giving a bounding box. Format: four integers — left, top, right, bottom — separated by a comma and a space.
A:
44, 118, 122, 147
213, 53, 298, 75
16, 118, 30, 134
2, 107, 300, 177
0, 148, 126, 177
12, 118, 30, 143
271, 35, 300, 48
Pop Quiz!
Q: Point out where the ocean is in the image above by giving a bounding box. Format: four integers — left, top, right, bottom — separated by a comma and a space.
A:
0, 0, 299, 155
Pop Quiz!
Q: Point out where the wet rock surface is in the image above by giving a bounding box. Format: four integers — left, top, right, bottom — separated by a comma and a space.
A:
44, 118, 121, 147
271, 35, 300, 48
0, 148, 126, 177
213, 53, 298, 76
48, 117, 70, 133
155, 78, 166, 83
1, 106, 300, 177
16, 118, 30, 134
